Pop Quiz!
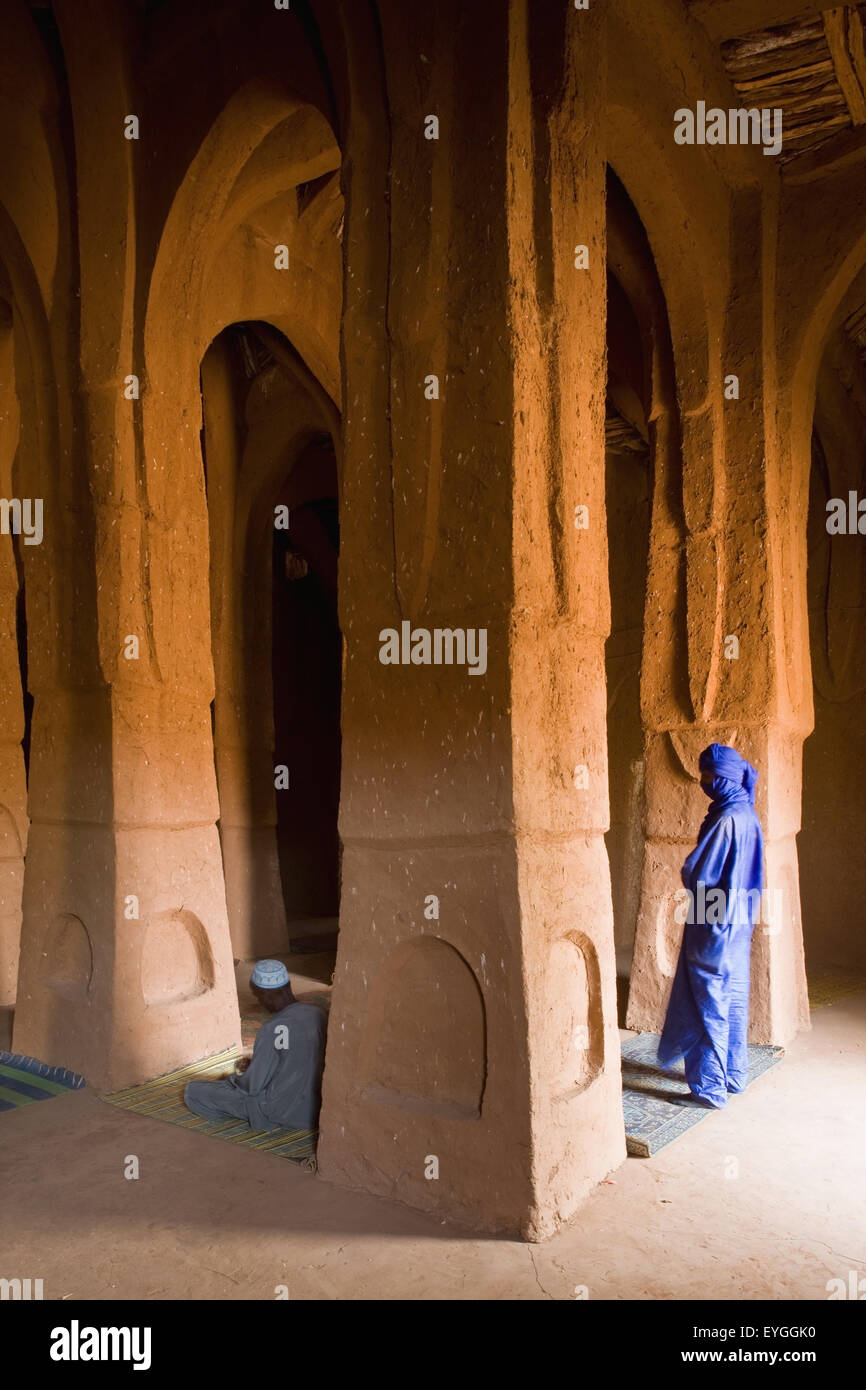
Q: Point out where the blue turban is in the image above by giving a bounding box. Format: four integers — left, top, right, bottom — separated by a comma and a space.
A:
698, 743, 758, 806
251, 959, 290, 989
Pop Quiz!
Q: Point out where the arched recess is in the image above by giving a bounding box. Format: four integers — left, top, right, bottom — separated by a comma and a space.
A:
605, 171, 666, 997
201, 321, 342, 959
545, 931, 605, 1100
787, 210, 866, 500
142, 79, 341, 695
780, 186, 866, 982
602, 10, 740, 1035
779, 181, 866, 737
359, 936, 487, 1120
605, 6, 729, 442
141, 78, 344, 968
606, 109, 723, 425
606, 5, 735, 728
605, 249, 650, 994
603, 169, 697, 1030
800, 267, 866, 974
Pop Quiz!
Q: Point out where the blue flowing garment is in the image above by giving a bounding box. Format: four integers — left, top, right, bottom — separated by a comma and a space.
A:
657, 743, 764, 1108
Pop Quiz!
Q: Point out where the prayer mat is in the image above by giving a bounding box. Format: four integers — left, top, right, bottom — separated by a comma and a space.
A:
807, 969, 866, 1011
0, 1051, 86, 1112
99, 1046, 317, 1166
622, 1032, 784, 1157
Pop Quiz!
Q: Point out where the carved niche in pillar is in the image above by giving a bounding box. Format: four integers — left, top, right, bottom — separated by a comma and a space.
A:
359, 936, 486, 1119
140, 909, 215, 1006
545, 932, 604, 1101
44, 914, 93, 1000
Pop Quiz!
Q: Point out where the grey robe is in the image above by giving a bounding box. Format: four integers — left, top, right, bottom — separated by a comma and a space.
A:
184, 1001, 327, 1132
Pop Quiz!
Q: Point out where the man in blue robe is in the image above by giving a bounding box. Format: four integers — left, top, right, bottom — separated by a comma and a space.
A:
184, 960, 327, 1132
658, 743, 764, 1108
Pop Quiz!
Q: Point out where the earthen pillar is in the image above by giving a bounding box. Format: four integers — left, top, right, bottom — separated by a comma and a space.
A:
13, 3, 240, 1086
318, 0, 623, 1239
0, 306, 27, 1004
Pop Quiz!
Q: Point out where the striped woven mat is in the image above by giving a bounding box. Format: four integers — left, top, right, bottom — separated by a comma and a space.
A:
622, 1033, 783, 1157
100, 1032, 317, 1166
0, 1052, 86, 1112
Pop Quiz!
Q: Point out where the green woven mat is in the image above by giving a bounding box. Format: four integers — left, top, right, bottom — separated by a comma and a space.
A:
100, 1037, 317, 1166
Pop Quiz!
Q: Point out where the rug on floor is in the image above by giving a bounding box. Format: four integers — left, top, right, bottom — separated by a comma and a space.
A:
0, 1051, 86, 1112
622, 1032, 784, 1157
99, 1046, 317, 1165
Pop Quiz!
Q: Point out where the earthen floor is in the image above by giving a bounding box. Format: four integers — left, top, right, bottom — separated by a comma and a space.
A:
1, 988, 862, 1300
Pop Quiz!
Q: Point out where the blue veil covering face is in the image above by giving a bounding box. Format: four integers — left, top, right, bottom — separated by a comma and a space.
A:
657, 743, 765, 1107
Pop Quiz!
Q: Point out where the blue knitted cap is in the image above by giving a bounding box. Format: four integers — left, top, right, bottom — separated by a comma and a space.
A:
250, 959, 290, 989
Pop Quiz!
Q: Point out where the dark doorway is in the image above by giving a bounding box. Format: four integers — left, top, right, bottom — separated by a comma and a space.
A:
201, 324, 342, 961
272, 470, 342, 933
605, 267, 651, 1007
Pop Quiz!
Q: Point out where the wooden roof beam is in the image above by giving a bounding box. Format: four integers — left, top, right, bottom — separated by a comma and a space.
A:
687, 0, 827, 44
782, 121, 866, 178
822, 7, 866, 123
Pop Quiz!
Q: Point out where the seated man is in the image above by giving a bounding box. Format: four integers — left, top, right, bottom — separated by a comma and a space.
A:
184, 960, 327, 1132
